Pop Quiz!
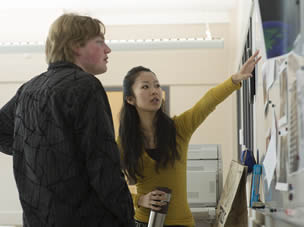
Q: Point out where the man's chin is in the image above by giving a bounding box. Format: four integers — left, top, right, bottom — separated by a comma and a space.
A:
95, 67, 107, 75
101, 66, 107, 74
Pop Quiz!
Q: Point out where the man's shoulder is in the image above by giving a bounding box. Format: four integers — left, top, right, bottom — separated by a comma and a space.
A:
57, 67, 101, 87
46, 66, 103, 95
71, 71, 103, 95
18, 65, 105, 104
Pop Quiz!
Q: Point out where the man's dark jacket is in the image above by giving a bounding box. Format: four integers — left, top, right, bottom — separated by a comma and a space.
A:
0, 62, 135, 227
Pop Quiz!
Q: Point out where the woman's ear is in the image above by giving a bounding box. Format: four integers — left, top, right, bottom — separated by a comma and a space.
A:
126, 96, 135, 105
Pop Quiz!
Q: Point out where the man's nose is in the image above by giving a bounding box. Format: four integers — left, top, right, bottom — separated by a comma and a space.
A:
105, 44, 111, 53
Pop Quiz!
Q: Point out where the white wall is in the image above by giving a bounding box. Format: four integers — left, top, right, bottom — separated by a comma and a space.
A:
234, 0, 254, 72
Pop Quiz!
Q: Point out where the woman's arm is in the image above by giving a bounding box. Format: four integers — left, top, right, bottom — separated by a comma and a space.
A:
174, 50, 261, 139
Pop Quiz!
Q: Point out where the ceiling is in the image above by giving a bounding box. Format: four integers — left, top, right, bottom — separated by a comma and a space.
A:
0, 0, 238, 42
2, 0, 237, 24
3, 0, 237, 10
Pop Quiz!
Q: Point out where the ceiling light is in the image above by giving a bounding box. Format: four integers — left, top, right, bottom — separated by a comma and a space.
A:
0, 38, 224, 54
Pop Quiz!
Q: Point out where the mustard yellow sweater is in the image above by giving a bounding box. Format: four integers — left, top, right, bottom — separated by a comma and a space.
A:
118, 77, 240, 226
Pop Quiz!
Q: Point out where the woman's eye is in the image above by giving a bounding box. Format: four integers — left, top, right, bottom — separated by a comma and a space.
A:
142, 85, 148, 89
156, 84, 160, 88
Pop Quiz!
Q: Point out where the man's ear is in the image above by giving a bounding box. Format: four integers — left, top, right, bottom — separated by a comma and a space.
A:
72, 44, 82, 57
126, 96, 135, 105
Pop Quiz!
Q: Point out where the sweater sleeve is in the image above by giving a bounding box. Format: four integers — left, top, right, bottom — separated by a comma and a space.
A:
0, 95, 16, 155
132, 193, 140, 208
174, 77, 241, 141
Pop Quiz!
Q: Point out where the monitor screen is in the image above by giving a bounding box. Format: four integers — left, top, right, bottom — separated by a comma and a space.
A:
259, 0, 301, 58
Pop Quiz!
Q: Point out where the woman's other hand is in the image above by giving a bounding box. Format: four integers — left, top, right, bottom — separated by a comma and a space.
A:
232, 50, 262, 85
138, 190, 167, 211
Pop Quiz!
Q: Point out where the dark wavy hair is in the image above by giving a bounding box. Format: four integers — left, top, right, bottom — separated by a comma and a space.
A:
119, 66, 180, 181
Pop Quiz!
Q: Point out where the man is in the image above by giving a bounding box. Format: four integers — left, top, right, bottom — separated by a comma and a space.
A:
0, 13, 135, 227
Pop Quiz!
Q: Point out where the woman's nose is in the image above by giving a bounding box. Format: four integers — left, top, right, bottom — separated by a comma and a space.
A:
151, 87, 158, 95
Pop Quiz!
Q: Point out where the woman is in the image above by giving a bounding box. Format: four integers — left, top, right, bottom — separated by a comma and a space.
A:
118, 50, 261, 227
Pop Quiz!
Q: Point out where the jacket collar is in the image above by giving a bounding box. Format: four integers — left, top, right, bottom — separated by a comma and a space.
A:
48, 61, 84, 71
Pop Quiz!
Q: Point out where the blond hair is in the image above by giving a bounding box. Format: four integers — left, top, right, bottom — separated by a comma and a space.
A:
45, 13, 105, 64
